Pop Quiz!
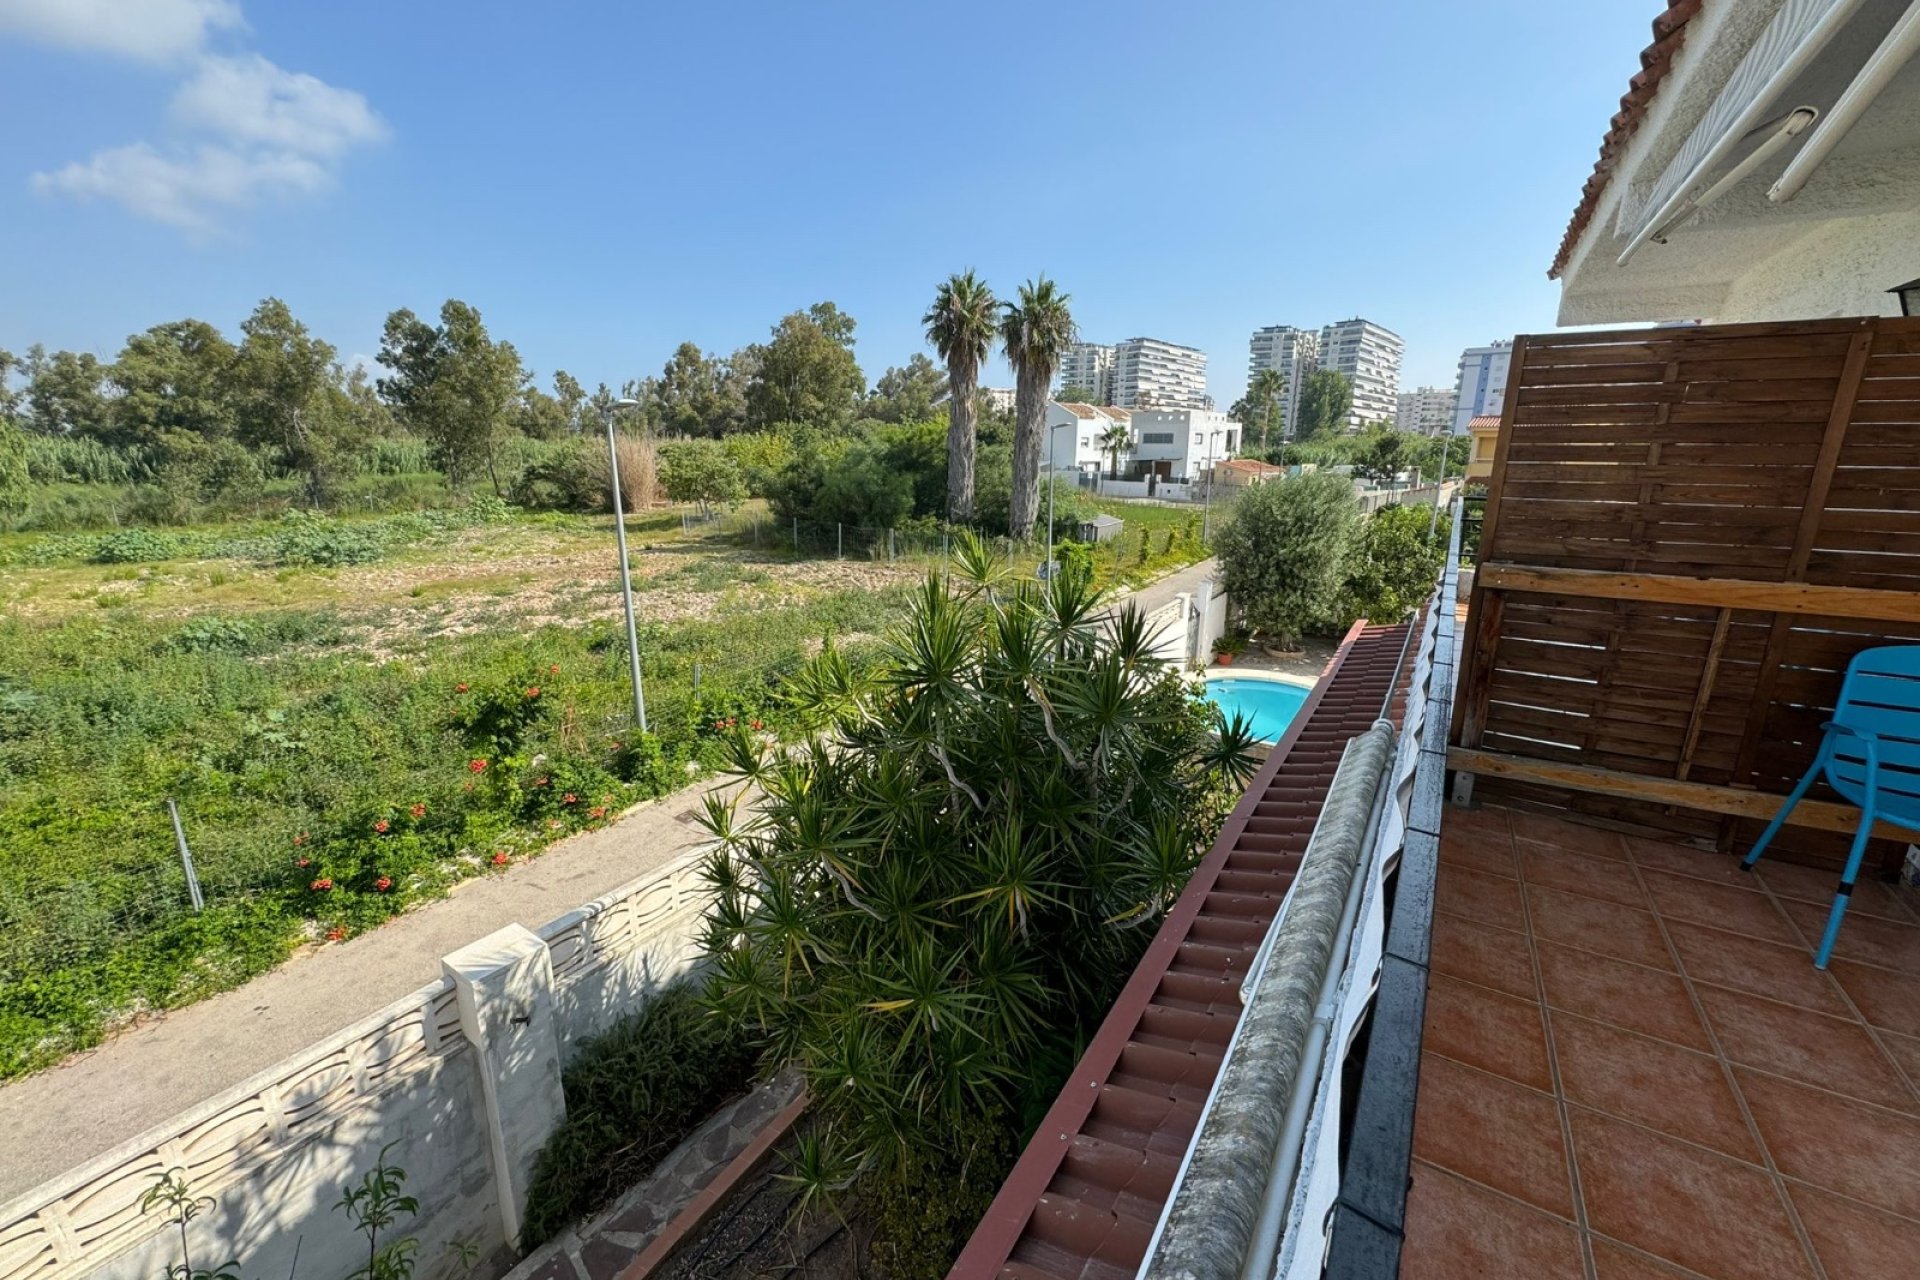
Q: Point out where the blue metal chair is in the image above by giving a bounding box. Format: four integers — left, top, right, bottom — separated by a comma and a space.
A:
1743, 645, 1920, 968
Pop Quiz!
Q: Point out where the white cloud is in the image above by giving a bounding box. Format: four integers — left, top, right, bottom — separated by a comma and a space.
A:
32, 141, 329, 232
171, 53, 388, 157
27, 48, 387, 232
0, 0, 241, 64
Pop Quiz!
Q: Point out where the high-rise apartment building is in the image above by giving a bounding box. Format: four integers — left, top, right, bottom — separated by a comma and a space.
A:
1452, 340, 1514, 434
1111, 337, 1210, 410
1316, 318, 1405, 429
1246, 325, 1320, 441
1055, 344, 1115, 404
1395, 386, 1458, 435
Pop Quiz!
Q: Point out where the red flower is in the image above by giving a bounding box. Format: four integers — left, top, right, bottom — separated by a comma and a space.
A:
326, 926, 347, 942
469, 758, 488, 773
751, 719, 764, 731
534, 776, 550, 787
373, 819, 390, 834
548, 664, 560, 675
712, 719, 725, 731
588, 806, 607, 820
292, 832, 308, 847
456, 682, 470, 693
409, 803, 426, 819
563, 792, 577, 805
725, 717, 737, 728
525, 686, 541, 699
374, 876, 392, 892
491, 850, 509, 866
296, 856, 311, 868
310, 878, 333, 892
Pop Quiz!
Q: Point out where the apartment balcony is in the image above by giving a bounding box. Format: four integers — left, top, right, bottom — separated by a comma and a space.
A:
951, 314, 1920, 1280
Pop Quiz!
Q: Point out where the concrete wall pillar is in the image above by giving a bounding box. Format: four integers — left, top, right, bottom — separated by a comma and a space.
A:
444, 924, 566, 1249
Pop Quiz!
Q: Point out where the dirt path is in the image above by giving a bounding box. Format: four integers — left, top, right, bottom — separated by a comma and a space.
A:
0, 776, 738, 1205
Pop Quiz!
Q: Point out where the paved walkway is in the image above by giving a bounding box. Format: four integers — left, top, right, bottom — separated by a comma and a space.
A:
0, 776, 735, 1205
1108, 556, 1218, 618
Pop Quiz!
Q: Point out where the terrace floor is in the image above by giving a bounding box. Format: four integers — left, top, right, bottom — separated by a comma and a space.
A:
1405, 805, 1920, 1280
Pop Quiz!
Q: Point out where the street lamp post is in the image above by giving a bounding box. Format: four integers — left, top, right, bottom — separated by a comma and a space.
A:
604, 398, 649, 732
1200, 428, 1223, 545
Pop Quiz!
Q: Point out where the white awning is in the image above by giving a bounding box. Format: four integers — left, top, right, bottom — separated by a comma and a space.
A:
1617, 0, 1867, 264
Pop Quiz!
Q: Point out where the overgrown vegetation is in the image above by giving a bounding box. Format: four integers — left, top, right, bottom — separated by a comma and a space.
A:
520, 985, 763, 1246
0, 549, 909, 1079
697, 542, 1262, 1275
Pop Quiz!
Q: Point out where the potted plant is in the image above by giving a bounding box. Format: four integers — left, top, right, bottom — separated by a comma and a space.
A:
1212, 633, 1247, 666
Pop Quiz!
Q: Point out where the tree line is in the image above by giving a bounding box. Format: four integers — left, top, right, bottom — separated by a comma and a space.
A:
0, 295, 993, 524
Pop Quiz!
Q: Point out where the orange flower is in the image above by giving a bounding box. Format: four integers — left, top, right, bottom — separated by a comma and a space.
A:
456, 682, 470, 693
374, 876, 393, 892
563, 793, 577, 805
326, 926, 347, 942
292, 832, 308, 846
373, 819, 390, 834
525, 686, 541, 699
548, 664, 560, 675
310, 878, 333, 892
491, 850, 509, 866
409, 803, 426, 819
469, 758, 488, 773
296, 856, 311, 868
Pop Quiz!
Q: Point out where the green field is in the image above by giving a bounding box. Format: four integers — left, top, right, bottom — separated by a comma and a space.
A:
0, 496, 1209, 1078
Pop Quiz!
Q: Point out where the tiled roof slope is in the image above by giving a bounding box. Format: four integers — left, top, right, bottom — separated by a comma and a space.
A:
1549, 0, 1701, 279
949, 620, 1415, 1280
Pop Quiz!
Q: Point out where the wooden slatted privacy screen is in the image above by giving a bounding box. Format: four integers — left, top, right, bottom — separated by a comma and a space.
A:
1449, 316, 1920, 871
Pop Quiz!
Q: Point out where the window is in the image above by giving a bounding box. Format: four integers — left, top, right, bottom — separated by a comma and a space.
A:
1141, 431, 1174, 445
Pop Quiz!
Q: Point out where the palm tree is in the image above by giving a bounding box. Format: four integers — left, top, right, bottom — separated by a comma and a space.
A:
1098, 420, 1132, 480
1001, 278, 1076, 541
923, 272, 999, 523
1248, 367, 1287, 453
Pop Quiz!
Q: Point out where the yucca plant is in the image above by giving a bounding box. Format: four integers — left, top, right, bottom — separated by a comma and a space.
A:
698, 536, 1259, 1237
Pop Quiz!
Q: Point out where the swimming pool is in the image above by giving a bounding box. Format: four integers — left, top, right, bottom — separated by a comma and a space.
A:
1205, 676, 1311, 743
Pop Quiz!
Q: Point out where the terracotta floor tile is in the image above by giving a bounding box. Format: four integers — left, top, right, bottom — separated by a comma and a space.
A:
1788, 1182, 1920, 1280
1737, 1069, 1920, 1220
1589, 1238, 1718, 1279
1519, 845, 1647, 907
1828, 958, 1920, 1038
1696, 985, 1918, 1114
1400, 1162, 1585, 1280
1430, 910, 1537, 1000
1526, 884, 1674, 969
1438, 828, 1519, 879
1434, 863, 1526, 932
1412, 1053, 1573, 1217
1570, 1108, 1817, 1280
1624, 836, 1754, 888
1510, 810, 1630, 860
1550, 1012, 1759, 1161
1441, 803, 1513, 844
1665, 921, 1850, 1016
1536, 940, 1711, 1051
1640, 870, 1800, 947
1777, 898, 1920, 971
1758, 860, 1918, 923
1422, 972, 1553, 1092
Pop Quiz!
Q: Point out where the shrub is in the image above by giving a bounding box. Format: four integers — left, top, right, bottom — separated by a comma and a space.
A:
519, 985, 761, 1245
270, 510, 385, 566
700, 546, 1262, 1244
658, 439, 746, 516
92, 528, 178, 564
1342, 503, 1449, 625
1214, 471, 1362, 648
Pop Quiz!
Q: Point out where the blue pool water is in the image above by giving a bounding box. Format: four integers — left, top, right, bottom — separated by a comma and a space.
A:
1205, 676, 1311, 743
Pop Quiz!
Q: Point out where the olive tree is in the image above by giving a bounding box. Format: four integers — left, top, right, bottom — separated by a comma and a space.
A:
1214, 470, 1362, 648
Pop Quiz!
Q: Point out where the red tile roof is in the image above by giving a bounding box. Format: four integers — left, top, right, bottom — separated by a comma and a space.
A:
949, 620, 1415, 1280
1549, 0, 1702, 280
1467, 415, 1502, 430
1214, 458, 1285, 476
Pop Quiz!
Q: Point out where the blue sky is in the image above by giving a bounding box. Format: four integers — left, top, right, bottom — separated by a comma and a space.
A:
0, 1, 1655, 405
